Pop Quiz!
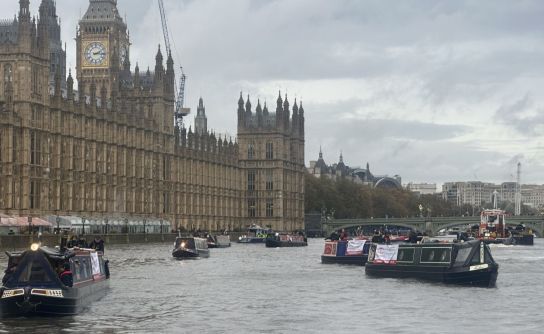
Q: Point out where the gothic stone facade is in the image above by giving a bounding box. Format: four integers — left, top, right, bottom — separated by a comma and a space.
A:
0, 0, 305, 232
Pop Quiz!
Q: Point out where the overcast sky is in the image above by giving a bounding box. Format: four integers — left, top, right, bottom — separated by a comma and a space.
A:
7, 0, 544, 186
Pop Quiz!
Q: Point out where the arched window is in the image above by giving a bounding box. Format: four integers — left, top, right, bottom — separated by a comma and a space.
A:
247, 144, 254, 159
4, 64, 12, 83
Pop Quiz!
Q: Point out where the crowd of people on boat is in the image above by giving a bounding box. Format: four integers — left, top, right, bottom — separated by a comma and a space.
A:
327, 228, 425, 244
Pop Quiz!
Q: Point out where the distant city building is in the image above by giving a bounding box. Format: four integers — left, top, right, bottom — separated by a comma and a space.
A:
405, 183, 437, 195
307, 149, 402, 189
442, 181, 544, 210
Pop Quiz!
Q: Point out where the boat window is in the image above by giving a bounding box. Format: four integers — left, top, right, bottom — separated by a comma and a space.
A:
421, 248, 451, 263
17, 259, 52, 284
469, 249, 481, 265
397, 248, 415, 262
484, 246, 495, 264
454, 247, 472, 265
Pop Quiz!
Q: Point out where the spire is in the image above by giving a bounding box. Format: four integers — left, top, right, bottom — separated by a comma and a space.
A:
256, 99, 263, 126
238, 91, 244, 108
263, 101, 269, 115
245, 94, 252, 113
283, 94, 290, 130
66, 68, 74, 100
319, 146, 323, 159
339, 151, 343, 163
276, 90, 283, 128
155, 44, 163, 64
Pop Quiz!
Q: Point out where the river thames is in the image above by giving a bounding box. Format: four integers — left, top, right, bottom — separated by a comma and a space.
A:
0, 238, 543, 333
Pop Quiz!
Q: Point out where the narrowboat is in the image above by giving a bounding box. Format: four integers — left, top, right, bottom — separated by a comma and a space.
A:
237, 224, 272, 244
321, 239, 371, 265
0, 242, 110, 316
365, 240, 498, 287
207, 235, 231, 248
265, 233, 307, 247
172, 237, 210, 259
479, 209, 534, 245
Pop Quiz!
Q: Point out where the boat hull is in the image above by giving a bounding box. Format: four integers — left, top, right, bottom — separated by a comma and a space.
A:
237, 237, 265, 244
265, 239, 307, 247
512, 234, 534, 246
172, 248, 210, 259
365, 263, 498, 287
321, 255, 367, 266
0, 278, 109, 316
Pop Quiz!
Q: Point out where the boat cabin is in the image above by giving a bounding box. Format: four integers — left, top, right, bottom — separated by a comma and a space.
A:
479, 209, 508, 239
368, 240, 496, 268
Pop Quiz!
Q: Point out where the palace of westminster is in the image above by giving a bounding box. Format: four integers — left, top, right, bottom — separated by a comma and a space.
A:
0, 0, 305, 232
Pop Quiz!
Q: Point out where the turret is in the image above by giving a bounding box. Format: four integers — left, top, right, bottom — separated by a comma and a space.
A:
276, 91, 283, 129
256, 99, 263, 127
19, 0, 30, 23
283, 94, 290, 131
299, 101, 305, 137
166, 51, 175, 97
292, 99, 299, 135
66, 69, 74, 100
195, 97, 207, 135
133, 63, 140, 89
154, 45, 164, 82
37, 0, 50, 55
237, 92, 245, 128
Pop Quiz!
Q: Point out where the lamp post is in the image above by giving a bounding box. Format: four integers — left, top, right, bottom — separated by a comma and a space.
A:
160, 219, 163, 234
105, 218, 109, 235
125, 218, 129, 234
56, 216, 60, 234
28, 216, 32, 235
82, 217, 85, 235
143, 218, 146, 234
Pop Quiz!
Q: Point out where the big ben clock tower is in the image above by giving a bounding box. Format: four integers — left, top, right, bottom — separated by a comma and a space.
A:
76, 0, 130, 101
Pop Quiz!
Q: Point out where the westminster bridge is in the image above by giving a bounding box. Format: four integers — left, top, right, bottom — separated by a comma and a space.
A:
321, 215, 544, 237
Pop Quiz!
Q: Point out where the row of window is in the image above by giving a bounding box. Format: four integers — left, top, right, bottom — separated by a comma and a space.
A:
247, 199, 274, 217
247, 143, 274, 160
247, 170, 274, 191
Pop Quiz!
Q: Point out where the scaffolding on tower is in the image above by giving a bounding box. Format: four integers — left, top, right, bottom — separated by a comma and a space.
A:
158, 0, 189, 128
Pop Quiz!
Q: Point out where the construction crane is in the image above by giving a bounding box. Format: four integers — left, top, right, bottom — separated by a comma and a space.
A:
158, 0, 189, 126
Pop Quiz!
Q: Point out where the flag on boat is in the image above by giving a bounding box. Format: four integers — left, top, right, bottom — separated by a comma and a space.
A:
346, 240, 366, 255
374, 244, 399, 264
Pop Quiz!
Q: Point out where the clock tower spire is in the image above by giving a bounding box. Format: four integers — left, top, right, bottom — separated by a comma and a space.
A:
76, 0, 130, 103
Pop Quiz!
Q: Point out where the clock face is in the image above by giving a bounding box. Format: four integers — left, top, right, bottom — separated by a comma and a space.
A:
84, 42, 107, 66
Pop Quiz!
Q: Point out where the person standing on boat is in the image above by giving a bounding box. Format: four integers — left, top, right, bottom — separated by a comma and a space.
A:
59, 262, 73, 287
340, 229, 349, 241
89, 236, 105, 253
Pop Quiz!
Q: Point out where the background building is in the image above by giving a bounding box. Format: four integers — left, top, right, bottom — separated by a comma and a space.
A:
307, 149, 402, 190
442, 181, 544, 212
405, 182, 437, 195
0, 0, 305, 232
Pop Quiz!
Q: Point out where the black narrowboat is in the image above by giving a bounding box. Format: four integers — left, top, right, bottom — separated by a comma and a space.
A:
0, 243, 110, 316
172, 237, 209, 259
265, 233, 308, 247
321, 239, 371, 265
365, 240, 498, 287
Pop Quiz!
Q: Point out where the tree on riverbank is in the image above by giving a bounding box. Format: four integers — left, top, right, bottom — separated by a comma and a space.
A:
304, 172, 471, 218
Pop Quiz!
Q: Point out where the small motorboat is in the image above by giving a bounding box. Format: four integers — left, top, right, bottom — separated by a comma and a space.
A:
172, 237, 209, 259
265, 233, 307, 247
365, 239, 498, 287
237, 224, 272, 243
0, 242, 110, 316
321, 239, 371, 265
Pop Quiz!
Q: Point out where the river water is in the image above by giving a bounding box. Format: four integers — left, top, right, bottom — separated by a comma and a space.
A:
0, 238, 542, 333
